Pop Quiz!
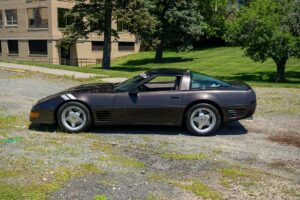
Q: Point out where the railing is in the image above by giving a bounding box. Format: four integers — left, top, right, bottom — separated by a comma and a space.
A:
0, 56, 102, 67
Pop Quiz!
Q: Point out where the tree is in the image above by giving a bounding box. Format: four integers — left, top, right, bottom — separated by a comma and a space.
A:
225, 0, 300, 82
197, 0, 233, 39
58, 0, 141, 69
117, 0, 207, 62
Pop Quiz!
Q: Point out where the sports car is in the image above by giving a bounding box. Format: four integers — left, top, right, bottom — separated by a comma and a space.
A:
30, 68, 256, 135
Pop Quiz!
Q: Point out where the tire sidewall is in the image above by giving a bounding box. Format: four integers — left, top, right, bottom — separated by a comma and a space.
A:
57, 101, 92, 133
186, 103, 221, 136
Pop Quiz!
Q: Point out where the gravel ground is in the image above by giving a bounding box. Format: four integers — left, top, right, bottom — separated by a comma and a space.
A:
0, 69, 299, 200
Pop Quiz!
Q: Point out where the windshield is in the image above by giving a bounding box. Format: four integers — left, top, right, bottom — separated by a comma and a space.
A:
113, 74, 147, 92
191, 72, 230, 89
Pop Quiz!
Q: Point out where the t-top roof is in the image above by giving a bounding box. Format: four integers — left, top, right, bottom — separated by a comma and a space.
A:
146, 68, 189, 75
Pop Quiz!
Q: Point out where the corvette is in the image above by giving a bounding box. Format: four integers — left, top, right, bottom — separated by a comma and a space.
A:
30, 68, 256, 135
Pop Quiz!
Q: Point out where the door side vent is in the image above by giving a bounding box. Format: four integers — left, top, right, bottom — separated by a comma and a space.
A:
96, 111, 112, 122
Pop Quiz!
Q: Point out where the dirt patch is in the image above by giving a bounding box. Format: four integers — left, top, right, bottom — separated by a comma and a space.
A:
267, 134, 300, 148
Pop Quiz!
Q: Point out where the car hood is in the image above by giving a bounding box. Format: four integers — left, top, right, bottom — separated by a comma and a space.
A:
64, 83, 115, 93
35, 83, 115, 105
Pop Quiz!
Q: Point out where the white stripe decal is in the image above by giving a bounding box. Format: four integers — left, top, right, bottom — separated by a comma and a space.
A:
66, 93, 77, 100
61, 95, 69, 100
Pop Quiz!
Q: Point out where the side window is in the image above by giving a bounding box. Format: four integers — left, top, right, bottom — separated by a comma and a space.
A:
191, 72, 230, 89
140, 75, 182, 92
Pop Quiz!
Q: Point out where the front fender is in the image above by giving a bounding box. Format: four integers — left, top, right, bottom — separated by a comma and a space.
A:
30, 95, 65, 124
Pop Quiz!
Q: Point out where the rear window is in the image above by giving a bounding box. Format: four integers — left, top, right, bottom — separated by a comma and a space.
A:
191, 72, 230, 89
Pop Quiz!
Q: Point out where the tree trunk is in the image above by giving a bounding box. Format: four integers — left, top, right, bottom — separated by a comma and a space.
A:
102, 0, 113, 70
155, 43, 163, 63
275, 59, 287, 82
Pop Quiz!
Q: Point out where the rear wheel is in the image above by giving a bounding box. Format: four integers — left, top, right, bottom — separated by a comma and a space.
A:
186, 103, 221, 136
57, 102, 92, 133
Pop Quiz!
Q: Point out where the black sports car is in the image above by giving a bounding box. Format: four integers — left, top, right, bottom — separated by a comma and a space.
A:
30, 68, 256, 135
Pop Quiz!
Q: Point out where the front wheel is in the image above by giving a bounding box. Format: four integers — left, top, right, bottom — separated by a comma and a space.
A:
186, 103, 221, 136
57, 102, 92, 133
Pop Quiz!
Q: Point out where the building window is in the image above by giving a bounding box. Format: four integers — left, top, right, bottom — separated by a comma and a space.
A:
118, 42, 135, 51
29, 40, 47, 55
5, 9, 18, 26
8, 40, 19, 54
92, 41, 104, 51
28, 7, 48, 28
0, 41, 2, 54
58, 8, 73, 28
117, 21, 129, 32
0, 11, 3, 28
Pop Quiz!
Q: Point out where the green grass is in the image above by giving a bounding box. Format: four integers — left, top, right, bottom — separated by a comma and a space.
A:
0, 115, 27, 129
4, 47, 300, 87
219, 166, 263, 189
0, 166, 101, 200
94, 195, 107, 200
172, 180, 223, 200
79, 163, 103, 174
146, 172, 222, 200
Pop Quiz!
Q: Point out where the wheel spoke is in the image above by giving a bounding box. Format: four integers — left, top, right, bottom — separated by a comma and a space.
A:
65, 115, 73, 122
77, 118, 83, 123
205, 114, 211, 120
75, 112, 81, 117
193, 117, 200, 123
198, 122, 204, 129
71, 122, 76, 128
198, 111, 205, 117
203, 120, 211, 126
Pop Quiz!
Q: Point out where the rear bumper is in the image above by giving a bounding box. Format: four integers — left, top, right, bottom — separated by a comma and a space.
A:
222, 103, 256, 122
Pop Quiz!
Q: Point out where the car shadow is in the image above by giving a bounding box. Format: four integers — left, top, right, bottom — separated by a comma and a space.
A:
217, 71, 300, 84
28, 121, 247, 136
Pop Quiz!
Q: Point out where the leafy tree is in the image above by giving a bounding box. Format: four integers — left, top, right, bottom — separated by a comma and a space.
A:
117, 0, 207, 62
225, 0, 300, 82
59, 0, 142, 69
197, 0, 234, 39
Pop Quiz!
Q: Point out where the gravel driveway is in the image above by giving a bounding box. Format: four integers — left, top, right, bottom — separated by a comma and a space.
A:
0, 69, 299, 200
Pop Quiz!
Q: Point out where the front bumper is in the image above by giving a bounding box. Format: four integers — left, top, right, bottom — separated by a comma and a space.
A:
29, 109, 56, 124
29, 95, 66, 124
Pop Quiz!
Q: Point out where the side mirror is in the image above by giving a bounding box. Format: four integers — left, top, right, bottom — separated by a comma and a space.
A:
129, 88, 139, 96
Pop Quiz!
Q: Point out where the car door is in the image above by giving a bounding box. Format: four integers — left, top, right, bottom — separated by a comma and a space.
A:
113, 90, 183, 125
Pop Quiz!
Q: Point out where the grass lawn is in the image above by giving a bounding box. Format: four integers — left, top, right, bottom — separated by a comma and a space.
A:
2, 47, 300, 87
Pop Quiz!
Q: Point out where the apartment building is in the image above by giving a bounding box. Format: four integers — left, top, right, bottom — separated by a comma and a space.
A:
0, 0, 140, 66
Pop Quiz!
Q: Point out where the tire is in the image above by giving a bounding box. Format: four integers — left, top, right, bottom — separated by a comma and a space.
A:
57, 102, 92, 133
185, 103, 221, 136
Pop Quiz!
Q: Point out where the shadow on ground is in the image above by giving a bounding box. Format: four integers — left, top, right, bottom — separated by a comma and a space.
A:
121, 57, 194, 66
213, 71, 300, 85
91, 57, 195, 72
28, 121, 247, 136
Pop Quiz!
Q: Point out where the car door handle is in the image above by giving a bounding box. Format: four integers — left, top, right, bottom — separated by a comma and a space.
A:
170, 96, 180, 99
